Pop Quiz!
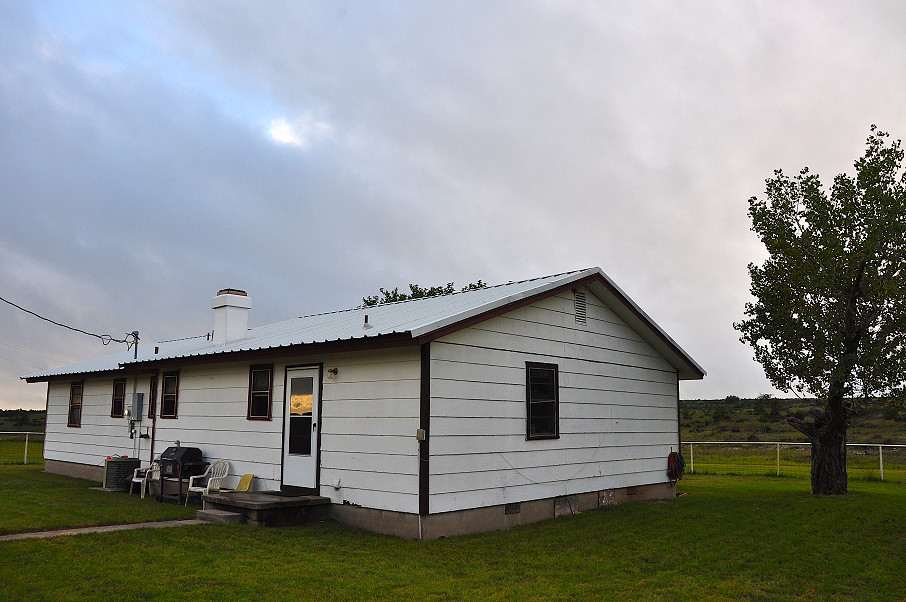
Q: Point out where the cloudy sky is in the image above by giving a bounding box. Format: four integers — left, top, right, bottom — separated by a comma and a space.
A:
2, 1, 905, 410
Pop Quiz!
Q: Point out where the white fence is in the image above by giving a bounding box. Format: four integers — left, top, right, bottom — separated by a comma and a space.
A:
686, 441, 906, 480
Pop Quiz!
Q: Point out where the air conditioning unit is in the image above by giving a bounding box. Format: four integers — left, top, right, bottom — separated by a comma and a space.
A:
103, 456, 140, 491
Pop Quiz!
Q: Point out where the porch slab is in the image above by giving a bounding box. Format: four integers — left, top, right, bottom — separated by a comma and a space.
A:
197, 508, 244, 524
201, 491, 331, 527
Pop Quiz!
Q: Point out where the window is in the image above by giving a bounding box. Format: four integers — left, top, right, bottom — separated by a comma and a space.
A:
248, 365, 273, 420
148, 376, 157, 419
111, 379, 126, 418
161, 371, 179, 418
68, 382, 83, 427
526, 362, 559, 439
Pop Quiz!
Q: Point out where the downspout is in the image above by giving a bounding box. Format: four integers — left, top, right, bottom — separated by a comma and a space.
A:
149, 369, 159, 462
42, 384, 50, 463
418, 342, 431, 539
676, 371, 681, 450
131, 374, 140, 458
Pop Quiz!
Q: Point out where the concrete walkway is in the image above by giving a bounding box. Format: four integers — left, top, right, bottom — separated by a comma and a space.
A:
0, 519, 205, 541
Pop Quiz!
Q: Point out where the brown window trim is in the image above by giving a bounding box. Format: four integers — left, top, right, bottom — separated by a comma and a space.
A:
160, 371, 179, 419
247, 364, 274, 420
526, 361, 559, 440
111, 378, 126, 418
148, 376, 157, 419
68, 381, 84, 428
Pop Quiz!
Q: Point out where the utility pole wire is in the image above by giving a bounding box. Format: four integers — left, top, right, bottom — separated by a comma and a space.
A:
0, 353, 46, 371
0, 294, 138, 349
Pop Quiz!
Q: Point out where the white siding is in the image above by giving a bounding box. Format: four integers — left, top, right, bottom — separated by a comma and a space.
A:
151, 361, 282, 489
44, 376, 158, 472
317, 348, 421, 513
429, 286, 680, 514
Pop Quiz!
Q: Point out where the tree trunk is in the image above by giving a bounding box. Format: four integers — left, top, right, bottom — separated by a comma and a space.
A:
810, 426, 848, 495
788, 393, 850, 495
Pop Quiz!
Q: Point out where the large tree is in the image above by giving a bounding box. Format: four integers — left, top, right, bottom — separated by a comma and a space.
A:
735, 127, 906, 494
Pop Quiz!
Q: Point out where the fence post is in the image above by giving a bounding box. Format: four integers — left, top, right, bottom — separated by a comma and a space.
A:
23, 433, 29, 465
879, 445, 884, 481
689, 443, 694, 474
776, 442, 780, 477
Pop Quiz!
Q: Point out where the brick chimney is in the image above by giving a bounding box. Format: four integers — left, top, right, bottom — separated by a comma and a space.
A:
211, 288, 251, 346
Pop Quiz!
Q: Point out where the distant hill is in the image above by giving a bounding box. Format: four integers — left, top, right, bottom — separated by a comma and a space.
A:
681, 397, 906, 444
0, 409, 45, 432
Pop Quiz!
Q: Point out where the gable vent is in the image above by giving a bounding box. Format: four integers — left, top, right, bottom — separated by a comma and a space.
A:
574, 291, 587, 325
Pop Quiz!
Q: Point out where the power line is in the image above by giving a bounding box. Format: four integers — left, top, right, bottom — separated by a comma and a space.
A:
0, 295, 138, 349
0, 354, 45, 371
0, 337, 68, 365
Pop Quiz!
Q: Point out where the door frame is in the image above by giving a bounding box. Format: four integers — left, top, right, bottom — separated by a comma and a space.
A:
280, 363, 323, 494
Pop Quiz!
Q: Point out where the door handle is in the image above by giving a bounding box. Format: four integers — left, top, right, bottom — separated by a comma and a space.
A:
312, 423, 317, 429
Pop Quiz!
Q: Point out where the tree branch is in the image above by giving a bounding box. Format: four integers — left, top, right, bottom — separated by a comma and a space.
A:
787, 415, 817, 440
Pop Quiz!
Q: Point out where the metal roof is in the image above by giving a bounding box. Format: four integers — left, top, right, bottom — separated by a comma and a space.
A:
22, 267, 705, 382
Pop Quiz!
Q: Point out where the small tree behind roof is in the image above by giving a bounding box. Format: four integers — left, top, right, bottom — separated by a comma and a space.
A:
362, 281, 486, 307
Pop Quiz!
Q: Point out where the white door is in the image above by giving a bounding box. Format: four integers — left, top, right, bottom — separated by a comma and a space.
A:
283, 367, 320, 489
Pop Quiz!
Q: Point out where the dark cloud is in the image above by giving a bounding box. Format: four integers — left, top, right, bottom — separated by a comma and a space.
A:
2, 1, 906, 408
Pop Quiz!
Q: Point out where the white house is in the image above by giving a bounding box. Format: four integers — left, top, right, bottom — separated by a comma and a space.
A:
24, 267, 704, 538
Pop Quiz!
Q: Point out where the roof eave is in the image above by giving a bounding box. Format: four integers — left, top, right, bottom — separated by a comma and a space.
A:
23, 367, 128, 384
119, 331, 418, 372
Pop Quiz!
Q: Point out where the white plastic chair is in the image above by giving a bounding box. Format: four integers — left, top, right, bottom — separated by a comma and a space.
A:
130, 461, 161, 499
185, 459, 229, 505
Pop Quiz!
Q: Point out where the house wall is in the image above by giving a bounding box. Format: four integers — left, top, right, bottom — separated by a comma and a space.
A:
428, 286, 680, 515
150, 362, 281, 489
317, 347, 421, 514
44, 346, 422, 514
44, 375, 157, 479
142, 347, 422, 510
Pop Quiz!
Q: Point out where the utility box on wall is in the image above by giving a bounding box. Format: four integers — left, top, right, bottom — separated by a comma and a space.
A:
131, 393, 144, 421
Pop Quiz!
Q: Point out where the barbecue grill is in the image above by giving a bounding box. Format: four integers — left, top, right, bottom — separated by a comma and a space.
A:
158, 446, 205, 478
156, 446, 207, 503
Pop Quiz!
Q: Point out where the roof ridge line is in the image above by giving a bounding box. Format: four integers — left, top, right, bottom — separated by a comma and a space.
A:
277, 268, 593, 322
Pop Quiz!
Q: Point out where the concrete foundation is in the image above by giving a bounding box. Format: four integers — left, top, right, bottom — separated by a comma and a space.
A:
45, 458, 677, 539
45, 459, 104, 483
331, 504, 422, 539
333, 482, 676, 540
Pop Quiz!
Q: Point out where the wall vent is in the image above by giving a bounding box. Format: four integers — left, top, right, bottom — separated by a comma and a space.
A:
574, 291, 587, 325
504, 502, 521, 515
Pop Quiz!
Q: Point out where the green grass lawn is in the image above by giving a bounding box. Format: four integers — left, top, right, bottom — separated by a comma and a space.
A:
0, 464, 196, 535
0, 435, 44, 465
1, 464, 905, 600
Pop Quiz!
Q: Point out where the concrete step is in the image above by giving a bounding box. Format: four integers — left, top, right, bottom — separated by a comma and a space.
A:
197, 508, 244, 524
